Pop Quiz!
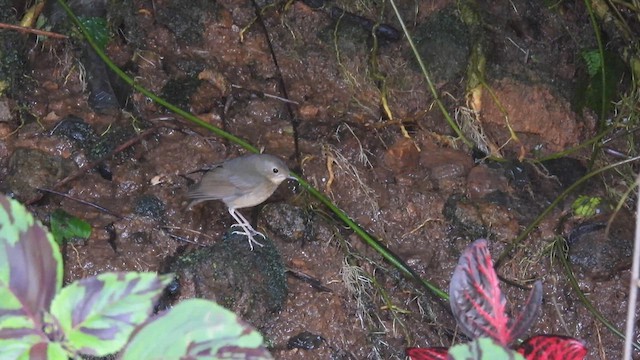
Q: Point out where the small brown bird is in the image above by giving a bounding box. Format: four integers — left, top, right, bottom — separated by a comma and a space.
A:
187, 153, 293, 250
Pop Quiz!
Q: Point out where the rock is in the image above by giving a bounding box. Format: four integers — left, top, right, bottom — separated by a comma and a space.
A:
166, 232, 288, 327
466, 165, 510, 200
568, 212, 634, 281
5, 148, 76, 202
133, 194, 165, 220
383, 137, 419, 173
260, 203, 314, 243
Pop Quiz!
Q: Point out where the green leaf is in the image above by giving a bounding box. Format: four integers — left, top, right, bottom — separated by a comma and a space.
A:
0, 196, 63, 344
78, 17, 110, 50
571, 195, 602, 218
50, 209, 92, 245
448, 337, 526, 360
1, 341, 69, 360
120, 299, 273, 360
581, 50, 602, 78
50, 272, 173, 356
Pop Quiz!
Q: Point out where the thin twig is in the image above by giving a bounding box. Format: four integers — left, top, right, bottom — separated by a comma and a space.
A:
0, 22, 68, 39
230, 84, 299, 105
38, 187, 126, 219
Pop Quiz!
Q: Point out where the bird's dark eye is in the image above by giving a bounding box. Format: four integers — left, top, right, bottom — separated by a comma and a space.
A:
272, 168, 279, 173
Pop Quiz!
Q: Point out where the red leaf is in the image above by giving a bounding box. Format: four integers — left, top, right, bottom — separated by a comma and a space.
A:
509, 280, 542, 341
448, 239, 542, 346
516, 335, 587, 360
406, 347, 448, 360
449, 239, 511, 345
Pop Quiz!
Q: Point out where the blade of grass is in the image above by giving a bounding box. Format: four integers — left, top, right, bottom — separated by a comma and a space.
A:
388, 0, 473, 149
555, 238, 640, 352
623, 175, 640, 359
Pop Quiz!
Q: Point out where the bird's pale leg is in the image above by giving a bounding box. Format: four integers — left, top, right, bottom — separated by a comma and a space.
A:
228, 208, 265, 250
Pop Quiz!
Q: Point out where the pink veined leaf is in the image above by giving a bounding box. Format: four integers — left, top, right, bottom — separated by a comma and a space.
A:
449, 239, 512, 345
515, 335, 587, 360
405, 347, 448, 360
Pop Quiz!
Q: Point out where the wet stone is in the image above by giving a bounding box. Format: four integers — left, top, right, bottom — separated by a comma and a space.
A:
260, 203, 314, 243
540, 157, 586, 189
167, 232, 287, 327
383, 137, 419, 173
287, 331, 325, 350
420, 147, 473, 187
133, 194, 165, 220
412, 6, 471, 85
5, 148, 76, 202
466, 165, 510, 200
51, 115, 98, 148
88, 126, 136, 161
442, 193, 489, 240
568, 213, 634, 281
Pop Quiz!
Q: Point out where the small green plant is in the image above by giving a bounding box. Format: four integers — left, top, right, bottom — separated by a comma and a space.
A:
406, 239, 587, 360
49, 209, 92, 245
0, 195, 272, 359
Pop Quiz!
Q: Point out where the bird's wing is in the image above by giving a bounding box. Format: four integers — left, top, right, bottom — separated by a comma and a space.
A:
187, 166, 261, 201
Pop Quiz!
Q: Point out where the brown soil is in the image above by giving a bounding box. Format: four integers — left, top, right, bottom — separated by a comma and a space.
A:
1, 0, 637, 359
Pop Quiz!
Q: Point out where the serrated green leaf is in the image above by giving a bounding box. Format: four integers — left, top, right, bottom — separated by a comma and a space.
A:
581, 50, 602, 78
50, 272, 173, 356
0, 196, 63, 345
448, 337, 526, 360
78, 17, 110, 50
50, 209, 92, 245
120, 299, 273, 360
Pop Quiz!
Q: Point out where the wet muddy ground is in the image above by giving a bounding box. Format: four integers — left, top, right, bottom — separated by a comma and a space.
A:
1, 0, 639, 359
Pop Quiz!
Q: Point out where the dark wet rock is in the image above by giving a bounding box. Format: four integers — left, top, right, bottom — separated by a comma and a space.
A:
443, 193, 521, 241
420, 146, 473, 190
568, 213, 634, 281
160, 77, 203, 110
443, 194, 489, 240
133, 194, 165, 219
261, 203, 314, 243
167, 232, 287, 327
383, 138, 419, 173
51, 115, 98, 148
327, 6, 400, 42
540, 157, 586, 189
502, 161, 529, 189
5, 148, 76, 202
287, 331, 325, 350
412, 7, 471, 85
88, 126, 135, 161
155, 0, 217, 43
466, 165, 510, 200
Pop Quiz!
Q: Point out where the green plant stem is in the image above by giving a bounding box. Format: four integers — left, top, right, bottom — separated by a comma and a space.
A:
388, 0, 473, 149
56, 0, 448, 301
293, 174, 448, 300
584, 0, 607, 126
495, 154, 640, 268
555, 239, 640, 351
